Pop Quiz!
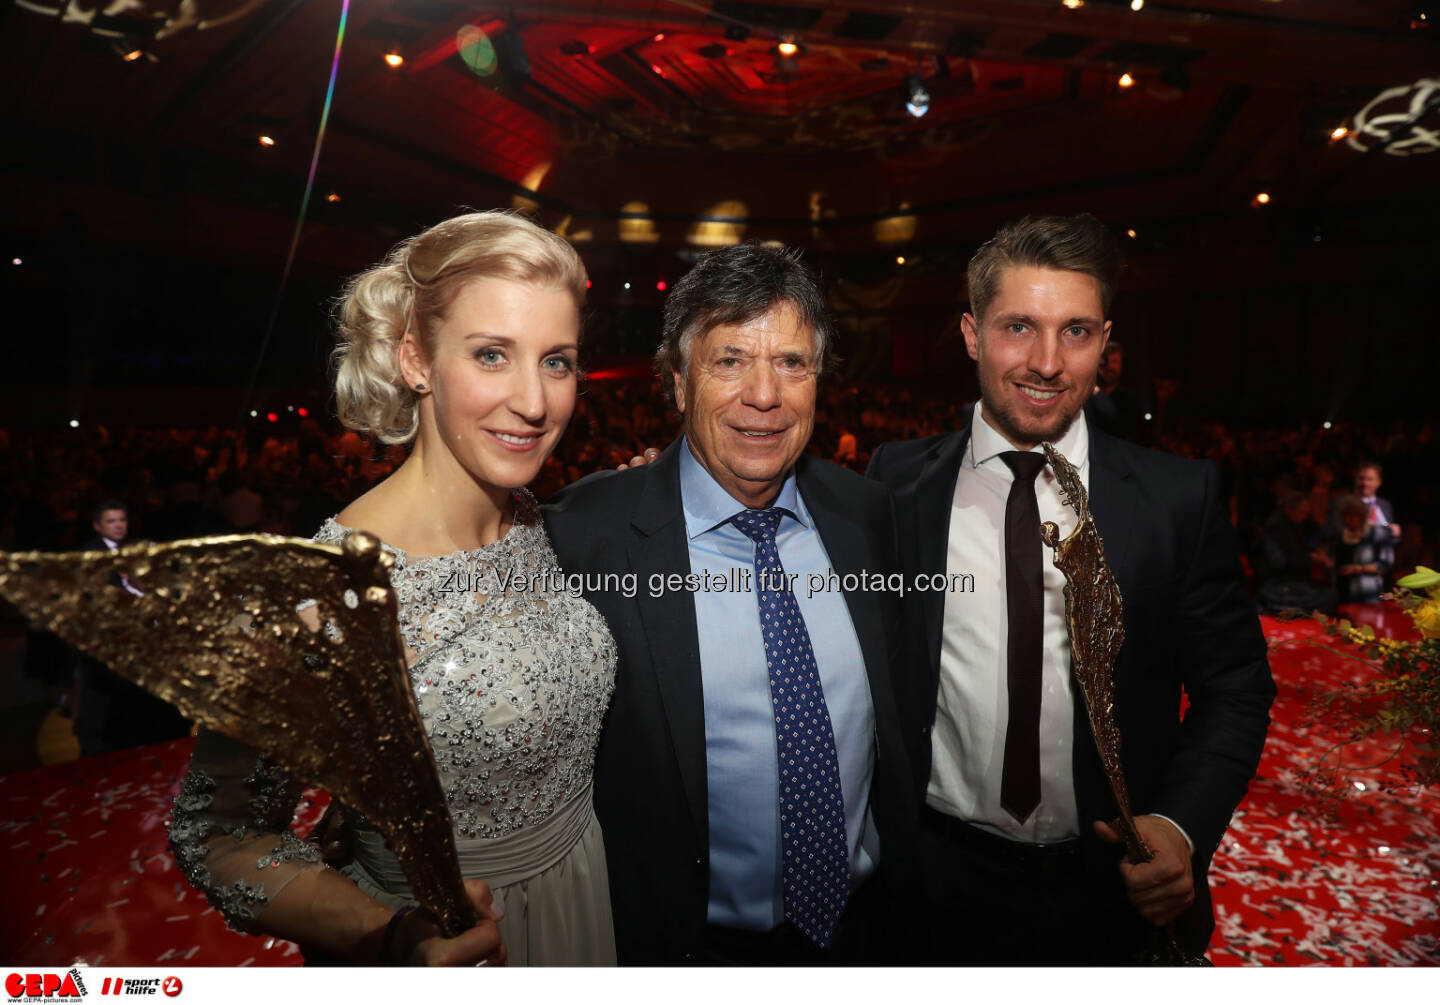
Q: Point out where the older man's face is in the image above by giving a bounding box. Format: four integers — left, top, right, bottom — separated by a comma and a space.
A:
674, 301, 817, 509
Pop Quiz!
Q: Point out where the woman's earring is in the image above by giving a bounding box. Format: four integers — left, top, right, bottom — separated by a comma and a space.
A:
414, 383, 428, 392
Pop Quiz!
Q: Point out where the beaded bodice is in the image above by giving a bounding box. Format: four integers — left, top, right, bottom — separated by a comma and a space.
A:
313, 491, 617, 839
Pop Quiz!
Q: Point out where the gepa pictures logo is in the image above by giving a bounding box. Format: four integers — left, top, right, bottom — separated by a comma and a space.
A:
5, 971, 85, 1001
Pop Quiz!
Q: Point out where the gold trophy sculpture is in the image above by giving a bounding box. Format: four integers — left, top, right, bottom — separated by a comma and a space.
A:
0, 533, 477, 937
1039, 442, 1207, 966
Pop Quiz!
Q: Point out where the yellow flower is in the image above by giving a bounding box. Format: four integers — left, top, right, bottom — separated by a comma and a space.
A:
1396, 566, 1440, 601
1413, 598, 1440, 639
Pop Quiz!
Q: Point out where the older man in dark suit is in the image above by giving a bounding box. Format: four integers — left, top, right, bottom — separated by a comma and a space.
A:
868, 214, 1274, 964
545, 245, 913, 964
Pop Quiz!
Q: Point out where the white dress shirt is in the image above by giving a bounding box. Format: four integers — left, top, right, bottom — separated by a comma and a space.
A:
926, 404, 1087, 844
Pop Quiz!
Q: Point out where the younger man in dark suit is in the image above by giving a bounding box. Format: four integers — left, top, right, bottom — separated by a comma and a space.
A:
868, 214, 1274, 964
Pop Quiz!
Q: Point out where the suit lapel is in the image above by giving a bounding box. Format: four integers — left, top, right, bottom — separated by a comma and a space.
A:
1070, 427, 1141, 822
912, 429, 969, 674
798, 460, 888, 710
1085, 429, 1140, 599
626, 442, 708, 842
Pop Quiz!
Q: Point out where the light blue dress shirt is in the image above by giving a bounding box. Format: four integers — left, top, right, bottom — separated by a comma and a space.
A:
679, 441, 878, 931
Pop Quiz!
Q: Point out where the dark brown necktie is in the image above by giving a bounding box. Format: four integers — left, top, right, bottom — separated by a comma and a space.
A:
998, 450, 1047, 823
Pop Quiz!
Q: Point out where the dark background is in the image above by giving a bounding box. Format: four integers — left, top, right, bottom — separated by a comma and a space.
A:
0, 0, 1436, 428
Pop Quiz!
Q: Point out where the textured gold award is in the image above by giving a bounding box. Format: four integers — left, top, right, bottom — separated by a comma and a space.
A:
0, 534, 477, 937
1039, 442, 1206, 965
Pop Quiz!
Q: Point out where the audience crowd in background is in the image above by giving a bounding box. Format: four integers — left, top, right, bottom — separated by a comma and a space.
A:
2, 378, 1436, 754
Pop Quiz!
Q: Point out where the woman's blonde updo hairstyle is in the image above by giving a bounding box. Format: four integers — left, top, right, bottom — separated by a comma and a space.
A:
333, 210, 588, 444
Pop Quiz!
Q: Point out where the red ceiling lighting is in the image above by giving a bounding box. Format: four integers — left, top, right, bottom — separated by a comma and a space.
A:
656, 280, 668, 291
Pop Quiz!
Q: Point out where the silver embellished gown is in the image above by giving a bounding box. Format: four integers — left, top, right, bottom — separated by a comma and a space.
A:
167, 491, 618, 964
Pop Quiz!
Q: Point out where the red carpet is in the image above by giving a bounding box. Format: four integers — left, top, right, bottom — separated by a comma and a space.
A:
1208, 608, 1440, 966
1, 743, 329, 965
2, 605, 1436, 966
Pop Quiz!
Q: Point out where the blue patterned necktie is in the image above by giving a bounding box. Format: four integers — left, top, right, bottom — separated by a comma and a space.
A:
730, 506, 850, 949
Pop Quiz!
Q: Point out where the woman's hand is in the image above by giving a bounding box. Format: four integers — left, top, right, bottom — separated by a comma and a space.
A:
395, 880, 507, 966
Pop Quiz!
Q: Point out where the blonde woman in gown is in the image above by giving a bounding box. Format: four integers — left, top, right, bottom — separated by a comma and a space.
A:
167, 212, 617, 966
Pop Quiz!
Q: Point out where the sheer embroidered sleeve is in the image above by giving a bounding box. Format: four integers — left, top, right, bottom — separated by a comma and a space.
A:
168, 727, 323, 932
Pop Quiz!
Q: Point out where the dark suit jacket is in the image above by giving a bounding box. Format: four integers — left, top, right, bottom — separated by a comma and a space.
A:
73, 534, 191, 753
867, 416, 1274, 954
544, 440, 916, 963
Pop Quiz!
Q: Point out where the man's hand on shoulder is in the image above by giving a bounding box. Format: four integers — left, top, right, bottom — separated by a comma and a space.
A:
617, 447, 661, 470
1094, 815, 1194, 926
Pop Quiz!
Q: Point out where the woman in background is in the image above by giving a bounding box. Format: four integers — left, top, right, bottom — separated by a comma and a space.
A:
1333, 494, 1394, 604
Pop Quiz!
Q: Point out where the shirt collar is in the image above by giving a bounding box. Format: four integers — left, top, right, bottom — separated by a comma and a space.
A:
678, 435, 808, 540
969, 400, 1090, 471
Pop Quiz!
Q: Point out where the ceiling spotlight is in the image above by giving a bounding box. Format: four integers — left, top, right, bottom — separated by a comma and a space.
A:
777, 36, 799, 57
1323, 421, 1333, 429
1130, 0, 1144, 10
326, 192, 341, 203
1118, 72, 1135, 88
249, 410, 258, 418
1143, 412, 1153, 421
122, 48, 143, 62
384, 49, 404, 69
11, 257, 20, 265
903, 75, 931, 118
896, 256, 906, 265
1253, 191, 1271, 205
258, 134, 276, 147
1062, 0, 1085, 8
69, 419, 79, 428
653, 32, 666, 42
1330, 125, 1349, 140
1126, 228, 1137, 238
623, 281, 631, 290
